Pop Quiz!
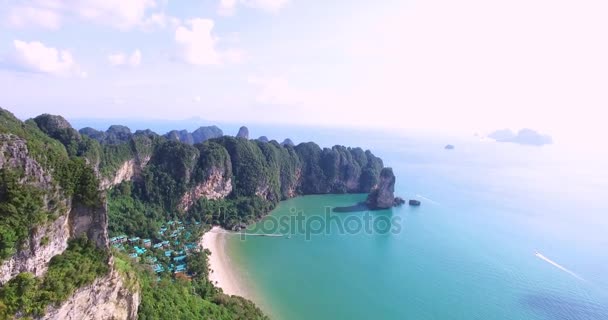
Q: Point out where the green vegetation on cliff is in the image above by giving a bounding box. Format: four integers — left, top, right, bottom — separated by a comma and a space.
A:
0, 238, 109, 319
1, 106, 390, 320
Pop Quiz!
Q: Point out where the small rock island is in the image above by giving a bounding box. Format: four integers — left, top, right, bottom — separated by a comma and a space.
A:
365, 168, 405, 209
445, 144, 455, 150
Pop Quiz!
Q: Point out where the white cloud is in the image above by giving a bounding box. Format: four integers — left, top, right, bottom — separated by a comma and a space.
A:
217, 0, 289, 15
11, 40, 85, 77
66, 0, 157, 29
107, 49, 142, 67
176, 18, 243, 66
8, 6, 61, 29
140, 12, 180, 31
6, 0, 158, 30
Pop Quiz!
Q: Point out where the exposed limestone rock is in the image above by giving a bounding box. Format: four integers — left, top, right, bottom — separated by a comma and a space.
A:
69, 202, 110, 250
0, 134, 53, 189
179, 167, 233, 211
42, 268, 140, 320
0, 213, 70, 284
236, 126, 249, 139
365, 167, 397, 209
99, 155, 150, 190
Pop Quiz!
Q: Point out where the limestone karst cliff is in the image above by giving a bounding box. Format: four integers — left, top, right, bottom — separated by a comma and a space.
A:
0, 108, 139, 320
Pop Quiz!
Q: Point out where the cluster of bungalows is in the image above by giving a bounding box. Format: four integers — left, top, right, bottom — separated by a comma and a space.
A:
111, 220, 201, 277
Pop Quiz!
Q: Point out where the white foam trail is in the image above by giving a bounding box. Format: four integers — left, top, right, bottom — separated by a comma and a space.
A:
415, 194, 441, 205
535, 252, 585, 281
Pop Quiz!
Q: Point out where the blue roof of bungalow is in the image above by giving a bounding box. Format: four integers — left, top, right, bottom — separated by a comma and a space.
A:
134, 246, 146, 255
153, 264, 164, 273
175, 264, 187, 272
153, 243, 163, 249
173, 255, 187, 262
161, 240, 170, 245
129, 253, 138, 258
143, 239, 151, 243
164, 250, 173, 257
128, 237, 140, 242
185, 243, 196, 250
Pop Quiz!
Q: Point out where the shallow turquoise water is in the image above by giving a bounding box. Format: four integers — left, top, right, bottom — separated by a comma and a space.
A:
230, 136, 608, 320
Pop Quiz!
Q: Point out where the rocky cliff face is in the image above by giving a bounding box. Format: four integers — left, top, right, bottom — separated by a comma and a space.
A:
0, 111, 141, 319
236, 126, 249, 139
42, 268, 139, 320
0, 134, 70, 284
0, 213, 70, 284
99, 156, 150, 190
366, 167, 396, 209
179, 167, 233, 211
69, 203, 110, 250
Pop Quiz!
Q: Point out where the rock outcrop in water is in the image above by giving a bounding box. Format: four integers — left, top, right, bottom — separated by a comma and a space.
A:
365, 167, 403, 209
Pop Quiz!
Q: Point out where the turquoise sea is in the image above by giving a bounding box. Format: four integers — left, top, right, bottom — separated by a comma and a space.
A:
224, 131, 608, 320
70, 119, 608, 319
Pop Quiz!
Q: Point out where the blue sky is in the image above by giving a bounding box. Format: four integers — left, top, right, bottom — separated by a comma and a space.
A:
1, 0, 607, 145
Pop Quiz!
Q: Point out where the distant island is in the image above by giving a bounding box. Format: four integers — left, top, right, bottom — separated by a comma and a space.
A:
488, 128, 552, 146
445, 144, 455, 150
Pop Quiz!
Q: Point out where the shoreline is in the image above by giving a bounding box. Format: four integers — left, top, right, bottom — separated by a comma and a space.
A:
199, 226, 250, 298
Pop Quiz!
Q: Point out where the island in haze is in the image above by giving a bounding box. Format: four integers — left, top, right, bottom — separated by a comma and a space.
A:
488, 128, 552, 146
0, 106, 397, 320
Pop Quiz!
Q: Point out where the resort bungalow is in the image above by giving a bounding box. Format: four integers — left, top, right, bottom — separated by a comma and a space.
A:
142, 239, 152, 248
164, 250, 173, 257
128, 237, 141, 244
173, 255, 187, 263
110, 235, 127, 244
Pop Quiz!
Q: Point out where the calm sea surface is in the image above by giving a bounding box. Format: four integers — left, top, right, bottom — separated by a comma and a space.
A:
70, 119, 608, 319
226, 132, 608, 320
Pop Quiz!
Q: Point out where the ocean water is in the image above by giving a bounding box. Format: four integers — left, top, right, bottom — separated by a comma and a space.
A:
69, 117, 608, 319
226, 133, 608, 320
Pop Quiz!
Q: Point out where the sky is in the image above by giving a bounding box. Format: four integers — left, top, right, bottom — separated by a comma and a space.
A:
0, 0, 607, 145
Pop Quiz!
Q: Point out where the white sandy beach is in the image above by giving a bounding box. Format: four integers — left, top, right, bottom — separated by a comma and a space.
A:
200, 226, 248, 297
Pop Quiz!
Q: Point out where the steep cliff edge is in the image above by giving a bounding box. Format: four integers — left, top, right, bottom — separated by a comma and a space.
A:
366, 167, 404, 209
0, 108, 140, 320
42, 267, 139, 320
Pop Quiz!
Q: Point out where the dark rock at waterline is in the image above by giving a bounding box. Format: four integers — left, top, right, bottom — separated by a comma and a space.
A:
409, 199, 421, 206
394, 197, 406, 206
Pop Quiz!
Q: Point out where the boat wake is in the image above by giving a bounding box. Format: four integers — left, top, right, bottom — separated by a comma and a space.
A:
535, 252, 585, 281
